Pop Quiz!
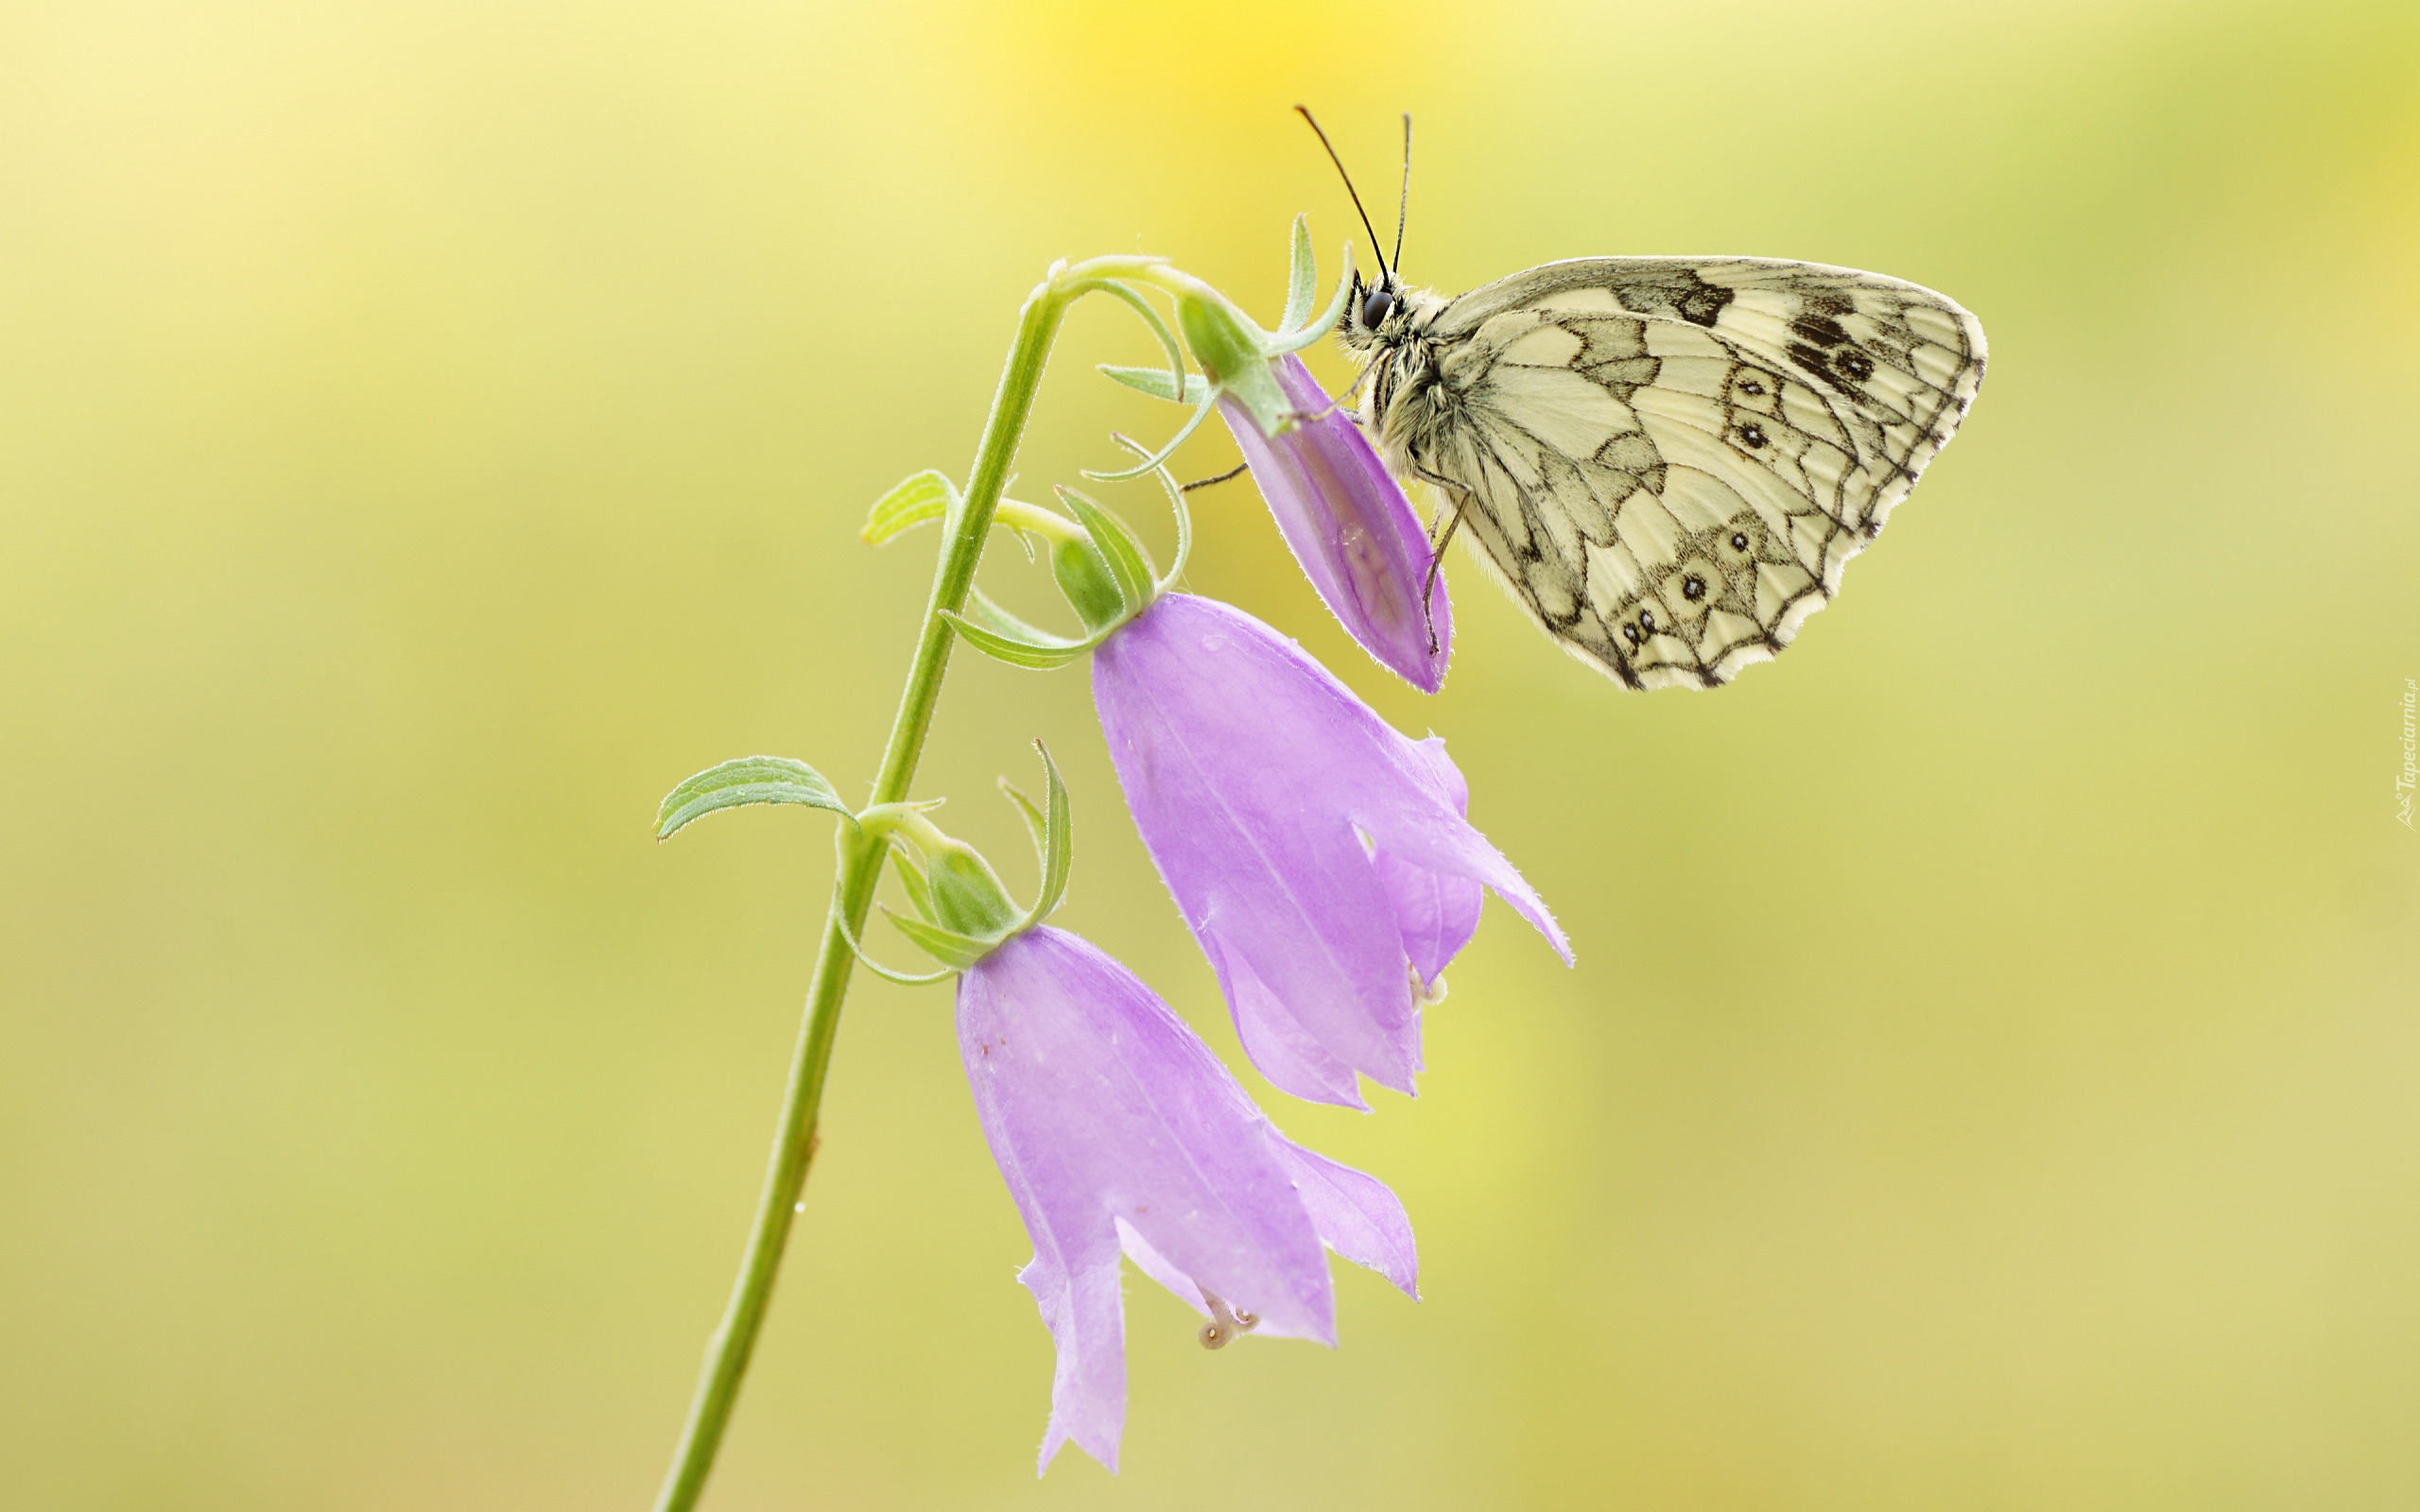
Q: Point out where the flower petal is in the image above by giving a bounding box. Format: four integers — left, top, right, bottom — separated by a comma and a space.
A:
1372, 738, 1484, 982
1213, 935, 1381, 1111
960, 929, 1336, 1337
1275, 1138, 1421, 1301
1218, 355, 1451, 693
963, 927, 1380, 1471
1114, 1217, 1203, 1315
1352, 787, 1572, 968
1095, 595, 1567, 1105
1018, 1249, 1125, 1474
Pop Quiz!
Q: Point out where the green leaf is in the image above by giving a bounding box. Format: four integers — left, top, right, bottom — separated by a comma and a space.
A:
834, 912, 956, 986
998, 778, 1047, 860
859, 470, 959, 545
885, 909, 1001, 971
1106, 436, 1195, 593
1080, 391, 1218, 483
1055, 487, 1156, 613
1067, 279, 1190, 397
1279, 214, 1318, 335
998, 743, 1070, 927
1046, 539, 1128, 632
1029, 740, 1073, 924
940, 608, 1096, 671
1265, 242, 1358, 357
957, 587, 1110, 662
959, 587, 1078, 646
657, 756, 855, 841
1098, 365, 1210, 404
1159, 473, 1192, 590
890, 844, 938, 924
925, 845, 1023, 937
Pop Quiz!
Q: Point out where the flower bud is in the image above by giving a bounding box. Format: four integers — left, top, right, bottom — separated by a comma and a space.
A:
1175, 289, 1291, 438
925, 843, 1022, 938
1048, 535, 1127, 633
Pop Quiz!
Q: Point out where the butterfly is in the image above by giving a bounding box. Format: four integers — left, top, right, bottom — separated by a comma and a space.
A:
1304, 111, 1987, 691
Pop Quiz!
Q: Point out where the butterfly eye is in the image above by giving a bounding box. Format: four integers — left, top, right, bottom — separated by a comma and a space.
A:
1361, 289, 1396, 328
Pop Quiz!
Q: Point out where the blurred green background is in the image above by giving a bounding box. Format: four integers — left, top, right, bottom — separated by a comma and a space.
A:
5, 0, 2416, 1507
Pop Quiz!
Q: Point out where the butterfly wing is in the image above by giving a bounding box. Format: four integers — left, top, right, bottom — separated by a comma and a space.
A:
1398, 257, 1984, 689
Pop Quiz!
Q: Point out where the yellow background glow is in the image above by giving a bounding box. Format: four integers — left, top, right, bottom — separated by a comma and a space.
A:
4, 1, 2416, 1506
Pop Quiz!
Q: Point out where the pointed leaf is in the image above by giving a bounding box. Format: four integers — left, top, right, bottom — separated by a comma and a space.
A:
940, 609, 1095, 671
890, 844, 938, 924
657, 756, 855, 840
835, 912, 956, 986
1108, 437, 1196, 593
1266, 242, 1358, 356
1055, 488, 1155, 613
1030, 740, 1073, 923
859, 470, 959, 544
1279, 214, 1318, 335
1067, 279, 1189, 396
959, 587, 1086, 649
885, 908, 1002, 971
1098, 365, 1211, 404
1079, 393, 1216, 483
998, 778, 1047, 861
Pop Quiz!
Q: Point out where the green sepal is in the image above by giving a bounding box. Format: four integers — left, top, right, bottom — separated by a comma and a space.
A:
1027, 741, 1073, 925
1263, 243, 1357, 357
656, 756, 856, 841
1050, 537, 1127, 631
1175, 287, 1262, 387
1079, 394, 1217, 483
999, 778, 1047, 858
1055, 487, 1156, 613
1106, 436, 1196, 594
834, 911, 957, 986
925, 845, 1021, 938
1098, 365, 1211, 404
884, 909, 1000, 971
959, 587, 1087, 649
859, 470, 959, 544
1067, 279, 1189, 398
1206, 355, 1289, 438
1278, 215, 1318, 335
1156, 469, 1193, 593
941, 596, 1098, 671
994, 742, 1074, 929
890, 845, 938, 924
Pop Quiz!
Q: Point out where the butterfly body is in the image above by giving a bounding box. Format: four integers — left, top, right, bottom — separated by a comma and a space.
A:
1340, 257, 1986, 690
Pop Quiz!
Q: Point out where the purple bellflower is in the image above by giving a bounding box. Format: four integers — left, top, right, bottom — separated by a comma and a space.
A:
1093, 593, 1572, 1109
959, 925, 1419, 1474
1216, 354, 1451, 693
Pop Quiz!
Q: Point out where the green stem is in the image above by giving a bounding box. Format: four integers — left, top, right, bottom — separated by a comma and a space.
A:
648, 258, 1109, 1512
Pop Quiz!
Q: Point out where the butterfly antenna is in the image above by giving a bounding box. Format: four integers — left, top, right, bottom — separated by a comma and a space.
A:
1293, 104, 1390, 284
1392, 112, 1411, 272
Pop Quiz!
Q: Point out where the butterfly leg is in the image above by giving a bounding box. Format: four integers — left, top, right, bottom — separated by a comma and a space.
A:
1410, 464, 1473, 658
1284, 362, 1375, 427
1181, 461, 1250, 492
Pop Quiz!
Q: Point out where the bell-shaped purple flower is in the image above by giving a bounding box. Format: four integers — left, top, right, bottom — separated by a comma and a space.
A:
961, 925, 1419, 1475
1218, 355, 1452, 693
1093, 593, 1571, 1109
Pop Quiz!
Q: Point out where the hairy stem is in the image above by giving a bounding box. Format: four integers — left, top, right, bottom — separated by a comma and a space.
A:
648, 259, 1113, 1512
